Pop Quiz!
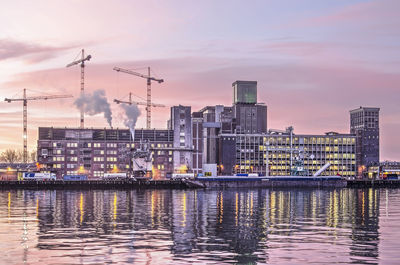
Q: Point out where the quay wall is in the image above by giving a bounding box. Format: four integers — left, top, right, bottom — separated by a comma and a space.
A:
0, 180, 187, 189
2, 179, 400, 189
347, 179, 400, 188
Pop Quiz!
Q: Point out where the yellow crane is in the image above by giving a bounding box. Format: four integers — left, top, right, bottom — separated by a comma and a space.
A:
114, 92, 165, 108
4, 89, 73, 163
113, 67, 164, 129
66, 49, 92, 129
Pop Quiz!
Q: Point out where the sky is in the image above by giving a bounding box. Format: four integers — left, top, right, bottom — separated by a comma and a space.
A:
0, 0, 399, 160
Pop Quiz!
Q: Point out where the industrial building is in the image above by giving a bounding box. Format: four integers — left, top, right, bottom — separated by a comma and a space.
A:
194, 81, 357, 177
232, 81, 267, 134
37, 105, 195, 179
192, 81, 268, 175
350, 107, 380, 174
168, 105, 194, 171
37, 127, 175, 179
34, 80, 380, 179
218, 129, 356, 176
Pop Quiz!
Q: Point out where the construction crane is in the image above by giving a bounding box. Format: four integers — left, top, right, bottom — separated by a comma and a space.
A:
4, 89, 73, 163
114, 92, 165, 108
113, 66, 164, 129
66, 49, 92, 129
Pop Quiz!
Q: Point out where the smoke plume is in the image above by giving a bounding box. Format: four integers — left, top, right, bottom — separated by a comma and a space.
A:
74, 89, 112, 127
121, 104, 141, 140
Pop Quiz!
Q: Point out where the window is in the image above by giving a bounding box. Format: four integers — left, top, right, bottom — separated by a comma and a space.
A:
67, 142, 78, 148
54, 149, 62, 155
94, 171, 104, 177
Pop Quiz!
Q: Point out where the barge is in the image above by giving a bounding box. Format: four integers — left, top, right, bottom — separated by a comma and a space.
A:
196, 175, 346, 188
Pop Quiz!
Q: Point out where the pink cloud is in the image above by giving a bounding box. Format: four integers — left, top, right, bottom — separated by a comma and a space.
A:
0, 39, 78, 63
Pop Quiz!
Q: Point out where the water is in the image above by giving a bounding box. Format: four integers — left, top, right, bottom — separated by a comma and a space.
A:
0, 188, 399, 265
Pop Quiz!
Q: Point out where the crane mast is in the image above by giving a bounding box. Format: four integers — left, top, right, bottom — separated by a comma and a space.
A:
146, 67, 151, 129
23, 89, 27, 163
113, 66, 164, 129
4, 89, 73, 163
66, 49, 92, 129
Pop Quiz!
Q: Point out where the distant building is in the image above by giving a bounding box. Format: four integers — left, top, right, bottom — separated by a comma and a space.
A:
350, 107, 380, 174
0, 163, 36, 180
168, 105, 193, 172
368, 161, 400, 179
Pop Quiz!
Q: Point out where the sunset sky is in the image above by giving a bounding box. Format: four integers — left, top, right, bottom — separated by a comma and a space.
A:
0, 0, 399, 160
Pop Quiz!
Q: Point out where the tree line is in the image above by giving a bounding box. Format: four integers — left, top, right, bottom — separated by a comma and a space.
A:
0, 149, 37, 163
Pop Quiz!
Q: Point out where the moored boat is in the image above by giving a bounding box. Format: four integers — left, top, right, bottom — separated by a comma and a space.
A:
196, 162, 346, 188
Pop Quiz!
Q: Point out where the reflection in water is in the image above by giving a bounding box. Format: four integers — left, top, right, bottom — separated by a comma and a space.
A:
0, 188, 396, 264
182, 192, 186, 227
8, 191, 11, 219
80, 193, 84, 224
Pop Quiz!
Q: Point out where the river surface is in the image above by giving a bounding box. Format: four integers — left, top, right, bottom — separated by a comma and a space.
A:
0, 188, 399, 264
